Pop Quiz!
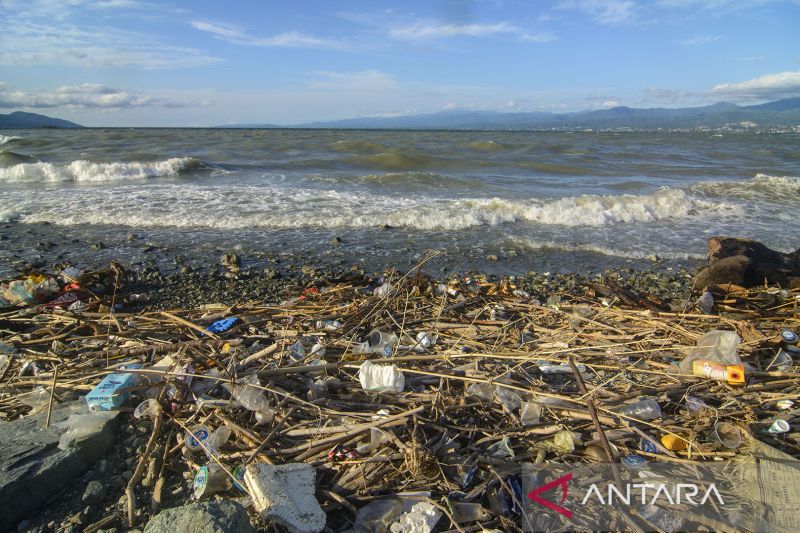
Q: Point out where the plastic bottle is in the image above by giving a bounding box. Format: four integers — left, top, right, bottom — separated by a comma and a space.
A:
316, 319, 342, 331
225, 375, 274, 424
351, 499, 403, 533
691, 360, 745, 384
617, 399, 662, 421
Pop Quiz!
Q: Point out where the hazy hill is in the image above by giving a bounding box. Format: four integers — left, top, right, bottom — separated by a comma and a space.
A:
0, 111, 83, 129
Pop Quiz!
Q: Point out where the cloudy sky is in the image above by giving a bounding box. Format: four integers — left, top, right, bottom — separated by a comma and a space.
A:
1, 0, 798, 126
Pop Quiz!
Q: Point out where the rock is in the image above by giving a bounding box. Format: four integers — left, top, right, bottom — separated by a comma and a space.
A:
244, 463, 325, 533
693, 255, 754, 288
144, 500, 253, 533
486, 255, 499, 262
82, 480, 106, 505
0, 402, 119, 531
220, 254, 240, 272
694, 237, 800, 289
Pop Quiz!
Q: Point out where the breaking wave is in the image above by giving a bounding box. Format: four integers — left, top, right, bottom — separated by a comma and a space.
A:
6, 184, 740, 231
0, 135, 22, 146
0, 157, 207, 183
507, 237, 706, 260
690, 173, 800, 202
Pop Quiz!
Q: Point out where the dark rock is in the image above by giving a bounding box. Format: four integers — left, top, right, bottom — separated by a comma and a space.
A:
0, 403, 119, 530
693, 255, 754, 288
220, 253, 240, 272
144, 501, 253, 533
82, 480, 106, 505
694, 237, 800, 288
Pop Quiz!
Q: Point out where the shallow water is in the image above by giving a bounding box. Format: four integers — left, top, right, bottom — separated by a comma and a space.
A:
1, 128, 798, 274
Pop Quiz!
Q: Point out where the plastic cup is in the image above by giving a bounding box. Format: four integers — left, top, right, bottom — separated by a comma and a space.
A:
708, 422, 742, 449
768, 419, 791, 434
185, 424, 212, 452
134, 399, 161, 419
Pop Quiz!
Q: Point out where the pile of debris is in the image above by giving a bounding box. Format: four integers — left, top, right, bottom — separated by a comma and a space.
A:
1, 254, 799, 532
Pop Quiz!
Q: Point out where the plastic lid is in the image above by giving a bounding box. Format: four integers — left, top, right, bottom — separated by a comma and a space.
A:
186, 425, 211, 451
193, 466, 209, 499
781, 329, 798, 344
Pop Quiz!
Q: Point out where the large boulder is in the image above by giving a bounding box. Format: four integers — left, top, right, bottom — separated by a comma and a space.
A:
694, 237, 800, 289
144, 500, 254, 533
0, 402, 119, 531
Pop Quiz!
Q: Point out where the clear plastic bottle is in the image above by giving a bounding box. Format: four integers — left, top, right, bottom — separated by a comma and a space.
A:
226, 375, 274, 424
617, 399, 662, 421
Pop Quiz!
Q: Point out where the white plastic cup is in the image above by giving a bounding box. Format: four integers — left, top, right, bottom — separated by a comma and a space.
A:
768, 419, 791, 434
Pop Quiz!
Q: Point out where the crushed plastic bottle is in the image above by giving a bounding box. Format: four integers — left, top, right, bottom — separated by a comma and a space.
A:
486, 436, 515, 459
696, 291, 714, 314
351, 498, 404, 533
494, 386, 523, 414
520, 401, 542, 426
617, 399, 662, 421
358, 360, 404, 394
356, 428, 392, 455
316, 319, 342, 331
225, 374, 275, 424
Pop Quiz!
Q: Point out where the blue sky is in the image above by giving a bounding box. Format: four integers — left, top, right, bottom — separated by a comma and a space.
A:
1, 0, 799, 126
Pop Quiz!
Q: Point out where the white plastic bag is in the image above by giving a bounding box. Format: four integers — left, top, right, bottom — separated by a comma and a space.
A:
358, 360, 404, 393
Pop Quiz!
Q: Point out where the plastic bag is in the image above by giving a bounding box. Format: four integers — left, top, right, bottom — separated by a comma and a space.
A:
358, 360, 404, 393
58, 410, 118, 450
679, 330, 741, 373
225, 374, 274, 424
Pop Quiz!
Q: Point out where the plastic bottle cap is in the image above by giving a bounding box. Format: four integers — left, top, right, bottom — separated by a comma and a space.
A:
781, 330, 798, 344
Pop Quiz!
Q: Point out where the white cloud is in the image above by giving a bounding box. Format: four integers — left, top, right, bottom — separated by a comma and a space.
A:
675, 34, 724, 46
1, 8, 220, 69
391, 22, 512, 40
190, 20, 349, 50
0, 83, 202, 109
556, 0, 637, 25
710, 71, 800, 101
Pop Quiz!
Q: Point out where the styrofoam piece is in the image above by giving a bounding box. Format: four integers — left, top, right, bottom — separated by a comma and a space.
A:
244, 463, 325, 533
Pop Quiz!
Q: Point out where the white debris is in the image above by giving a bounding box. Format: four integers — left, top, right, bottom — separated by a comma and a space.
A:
244, 463, 325, 533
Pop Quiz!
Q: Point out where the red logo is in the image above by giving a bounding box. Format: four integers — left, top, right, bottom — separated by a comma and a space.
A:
527, 472, 573, 518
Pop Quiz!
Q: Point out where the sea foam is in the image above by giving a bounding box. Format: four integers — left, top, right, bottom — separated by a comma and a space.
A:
0, 157, 204, 183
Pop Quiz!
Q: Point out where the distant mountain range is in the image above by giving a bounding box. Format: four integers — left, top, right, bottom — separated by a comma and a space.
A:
0, 111, 83, 129
224, 97, 800, 130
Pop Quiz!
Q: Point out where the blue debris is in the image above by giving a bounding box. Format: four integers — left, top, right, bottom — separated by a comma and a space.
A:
207, 317, 240, 333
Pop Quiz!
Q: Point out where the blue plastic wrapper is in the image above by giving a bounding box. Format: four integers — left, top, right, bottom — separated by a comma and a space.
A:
85, 363, 142, 411
207, 317, 239, 333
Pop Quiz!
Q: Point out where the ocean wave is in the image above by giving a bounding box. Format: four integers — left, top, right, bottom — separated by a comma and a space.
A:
302, 171, 486, 190
506, 237, 706, 260
690, 173, 800, 202
0, 135, 22, 146
0, 150, 38, 167
6, 184, 740, 231
0, 157, 206, 182
330, 140, 391, 154
347, 151, 461, 171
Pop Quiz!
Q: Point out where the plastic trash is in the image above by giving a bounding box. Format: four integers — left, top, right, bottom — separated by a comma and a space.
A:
134, 399, 161, 419
534, 430, 579, 454
373, 283, 393, 297
766, 349, 792, 372
85, 364, 141, 411
781, 329, 800, 355
486, 436, 515, 459
520, 401, 542, 426
767, 419, 790, 434
351, 499, 404, 532
352, 341, 372, 355
289, 340, 308, 361
494, 386, 523, 413
691, 360, 745, 384
225, 374, 275, 424
20, 387, 50, 411
0, 275, 59, 306
661, 434, 688, 451
0, 341, 16, 354
440, 454, 477, 488
451, 502, 488, 524
415, 332, 437, 349
207, 317, 239, 333
465, 382, 493, 400
316, 319, 342, 331
696, 291, 714, 314
185, 424, 213, 452
193, 464, 232, 499
617, 399, 662, 421
537, 360, 586, 374
389, 501, 442, 533
57, 410, 118, 450
369, 329, 398, 357
679, 330, 741, 373
358, 360, 405, 393
356, 427, 391, 455
708, 422, 742, 449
